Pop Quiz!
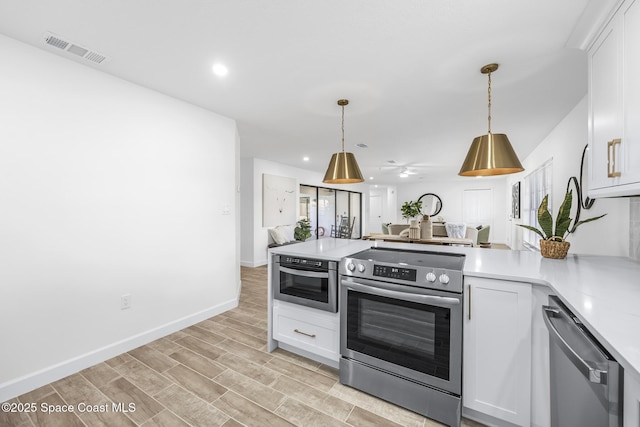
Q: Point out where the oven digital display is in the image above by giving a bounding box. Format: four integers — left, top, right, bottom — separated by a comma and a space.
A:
373, 265, 417, 281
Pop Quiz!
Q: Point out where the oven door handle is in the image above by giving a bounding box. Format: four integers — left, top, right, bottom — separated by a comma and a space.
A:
343, 280, 460, 306
278, 266, 328, 279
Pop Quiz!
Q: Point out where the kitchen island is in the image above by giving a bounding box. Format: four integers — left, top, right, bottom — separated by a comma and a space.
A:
268, 238, 640, 426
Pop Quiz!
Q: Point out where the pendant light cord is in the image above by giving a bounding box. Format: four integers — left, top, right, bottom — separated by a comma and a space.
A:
487, 71, 492, 134
341, 104, 345, 152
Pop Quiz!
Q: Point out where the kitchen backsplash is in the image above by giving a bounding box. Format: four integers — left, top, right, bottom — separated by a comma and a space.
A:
632, 197, 640, 261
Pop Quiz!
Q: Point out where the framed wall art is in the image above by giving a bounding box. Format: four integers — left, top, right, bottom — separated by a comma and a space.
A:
262, 173, 296, 227
512, 181, 521, 219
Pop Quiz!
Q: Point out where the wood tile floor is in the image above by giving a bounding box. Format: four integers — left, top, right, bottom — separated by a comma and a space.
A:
2, 266, 486, 427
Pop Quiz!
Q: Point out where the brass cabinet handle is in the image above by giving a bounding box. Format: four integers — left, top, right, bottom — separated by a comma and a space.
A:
607, 138, 622, 178
468, 284, 471, 320
294, 328, 316, 338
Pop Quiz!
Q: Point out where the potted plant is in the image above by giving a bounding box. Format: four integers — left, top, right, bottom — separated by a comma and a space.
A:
401, 200, 423, 224
517, 190, 606, 259
294, 218, 312, 241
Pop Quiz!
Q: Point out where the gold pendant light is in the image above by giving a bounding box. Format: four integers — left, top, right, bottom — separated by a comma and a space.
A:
459, 63, 524, 176
323, 99, 365, 184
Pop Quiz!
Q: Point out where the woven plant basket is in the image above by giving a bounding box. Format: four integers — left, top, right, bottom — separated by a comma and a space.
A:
540, 238, 570, 259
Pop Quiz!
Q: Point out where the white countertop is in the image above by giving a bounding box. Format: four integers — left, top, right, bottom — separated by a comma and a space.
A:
270, 239, 640, 381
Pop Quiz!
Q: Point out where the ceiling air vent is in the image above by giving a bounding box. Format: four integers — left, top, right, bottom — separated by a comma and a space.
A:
43, 32, 109, 65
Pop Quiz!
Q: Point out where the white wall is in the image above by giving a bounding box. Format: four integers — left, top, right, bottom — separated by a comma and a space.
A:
506, 96, 629, 256
396, 179, 508, 243
240, 158, 369, 267
369, 185, 398, 233
0, 35, 240, 400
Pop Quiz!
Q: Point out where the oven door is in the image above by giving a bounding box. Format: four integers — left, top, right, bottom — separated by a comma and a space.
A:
274, 263, 337, 312
340, 276, 462, 395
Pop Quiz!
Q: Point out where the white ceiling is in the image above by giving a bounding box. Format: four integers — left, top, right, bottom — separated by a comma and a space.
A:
0, 0, 601, 185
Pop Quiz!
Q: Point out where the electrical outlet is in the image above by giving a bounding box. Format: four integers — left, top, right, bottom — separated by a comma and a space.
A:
121, 294, 131, 310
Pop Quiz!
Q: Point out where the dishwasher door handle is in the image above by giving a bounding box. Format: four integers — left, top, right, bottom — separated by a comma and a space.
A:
542, 305, 608, 385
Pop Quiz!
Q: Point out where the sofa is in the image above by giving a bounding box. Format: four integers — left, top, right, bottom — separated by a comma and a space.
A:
387, 222, 490, 247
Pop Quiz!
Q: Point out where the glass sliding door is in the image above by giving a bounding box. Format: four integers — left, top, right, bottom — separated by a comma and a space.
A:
298, 185, 362, 239
350, 192, 361, 239
318, 188, 336, 239
299, 185, 318, 236
336, 189, 350, 237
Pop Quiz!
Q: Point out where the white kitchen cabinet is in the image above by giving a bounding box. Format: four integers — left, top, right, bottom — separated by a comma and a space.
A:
589, 0, 640, 197
625, 371, 640, 427
463, 277, 532, 426
272, 300, 340, 364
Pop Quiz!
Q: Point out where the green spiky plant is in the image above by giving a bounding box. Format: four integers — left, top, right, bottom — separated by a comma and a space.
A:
518, 190, 606, 242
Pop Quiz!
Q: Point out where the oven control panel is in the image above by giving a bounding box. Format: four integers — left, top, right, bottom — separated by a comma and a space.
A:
342, 259, 463, 292
373, 265, 417, 282
280, 256, 329, 270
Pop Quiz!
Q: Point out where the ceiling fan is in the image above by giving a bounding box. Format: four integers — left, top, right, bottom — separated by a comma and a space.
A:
377, 161, 444, 178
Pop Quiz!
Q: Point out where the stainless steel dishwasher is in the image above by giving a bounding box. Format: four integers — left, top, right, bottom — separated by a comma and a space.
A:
543, 295, 623, 427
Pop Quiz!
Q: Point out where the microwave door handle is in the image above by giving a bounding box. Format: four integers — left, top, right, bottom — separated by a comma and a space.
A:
278, 266, 328, 279
542, 305, 608, 384
344, 281, 460, 306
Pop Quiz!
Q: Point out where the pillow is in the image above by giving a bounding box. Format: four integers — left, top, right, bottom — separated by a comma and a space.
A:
476, 225, 483, 230
445, 222, 466, 238
280, 225, 295, 242
268, 227, 288, 245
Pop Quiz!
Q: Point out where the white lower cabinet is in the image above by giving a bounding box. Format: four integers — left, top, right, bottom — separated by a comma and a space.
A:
463, 277, 533, 426
272, 300, 340, 363
625, 371, 640, 427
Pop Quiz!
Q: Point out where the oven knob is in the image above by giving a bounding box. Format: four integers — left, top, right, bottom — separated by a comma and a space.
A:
347, 262, 356, 272
357, 264, 366, 273
439, 274, 450, 285
426, 272, 436, 282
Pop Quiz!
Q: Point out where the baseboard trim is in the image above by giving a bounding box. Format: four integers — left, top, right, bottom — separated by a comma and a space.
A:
0, 298, 238, 402
240, 260, 268, 267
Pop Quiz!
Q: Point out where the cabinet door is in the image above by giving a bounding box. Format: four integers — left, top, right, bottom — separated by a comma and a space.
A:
463, 277, 532, 426
624, 370, 640, 427
589, 15, 622, 191
272, 301, 340, 362
622, 0, 640, 186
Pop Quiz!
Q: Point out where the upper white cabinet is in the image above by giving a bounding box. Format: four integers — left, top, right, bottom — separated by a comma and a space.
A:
589, 0, 640, 197
463, 277, 532, 426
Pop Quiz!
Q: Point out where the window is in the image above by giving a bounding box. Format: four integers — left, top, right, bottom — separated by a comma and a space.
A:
522, 159, 553, 249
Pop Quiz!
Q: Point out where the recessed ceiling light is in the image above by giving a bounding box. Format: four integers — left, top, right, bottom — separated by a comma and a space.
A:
212, 63, 228, 77
303, 156, 309, 162
356, 143, 368, 148
369, 177, 374, 180
399, 173, 409, 178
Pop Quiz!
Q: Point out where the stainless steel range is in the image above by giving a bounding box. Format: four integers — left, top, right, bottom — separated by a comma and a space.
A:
340, 247, 465, 427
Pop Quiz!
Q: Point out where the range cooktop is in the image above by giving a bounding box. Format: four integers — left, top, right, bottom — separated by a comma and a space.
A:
342, 247, 466, 292
349, 247, 465, 270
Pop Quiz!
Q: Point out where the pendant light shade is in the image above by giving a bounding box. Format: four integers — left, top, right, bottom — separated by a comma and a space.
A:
323, 99, 364, 184
459, 64, 523, 177
459, 132, 524, 176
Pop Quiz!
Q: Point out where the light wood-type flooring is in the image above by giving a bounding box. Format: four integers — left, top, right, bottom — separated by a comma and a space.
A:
2, 266, 486, 427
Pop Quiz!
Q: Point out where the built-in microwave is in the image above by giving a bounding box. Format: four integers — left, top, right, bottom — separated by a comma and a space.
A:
272, 255, 338, 312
